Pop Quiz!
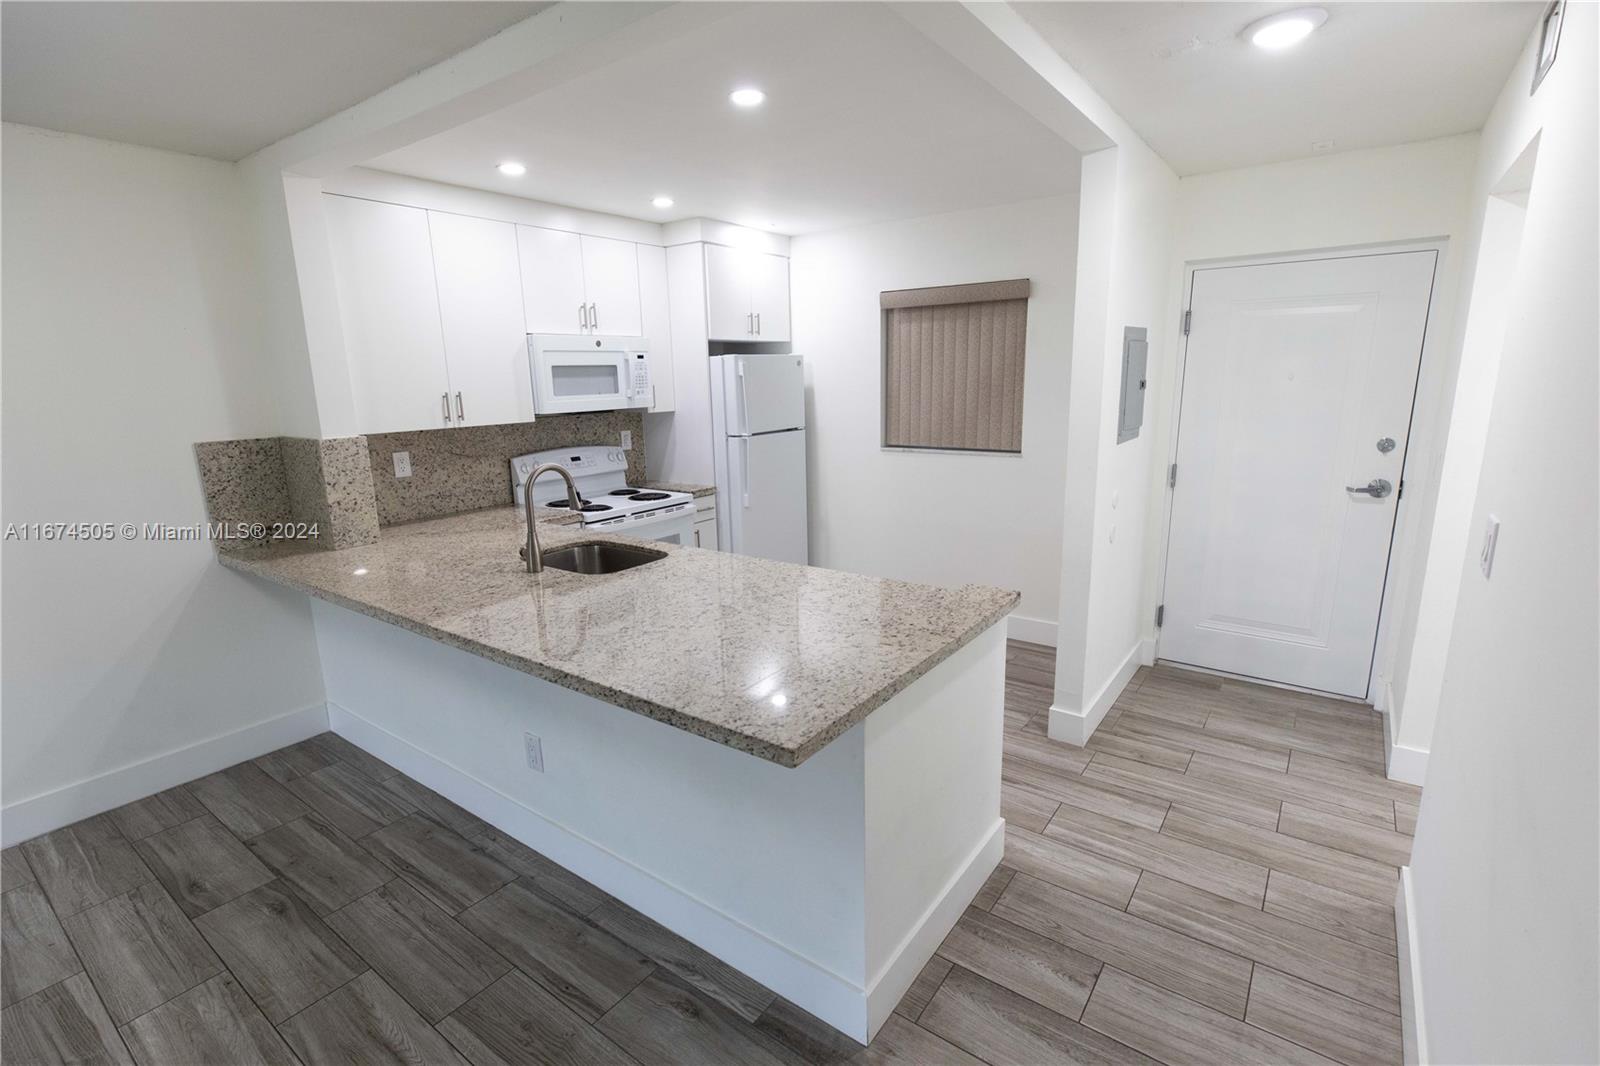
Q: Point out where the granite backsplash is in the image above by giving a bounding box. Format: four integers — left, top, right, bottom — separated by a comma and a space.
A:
366, 412, 646, 526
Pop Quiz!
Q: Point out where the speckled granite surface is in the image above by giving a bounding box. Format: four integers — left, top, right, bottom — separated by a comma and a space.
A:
194, 438, 291, 545
643, 481, 716, 498
281, 436, 381, 549
367, 414, 645, 526
219, 508, 1017, 767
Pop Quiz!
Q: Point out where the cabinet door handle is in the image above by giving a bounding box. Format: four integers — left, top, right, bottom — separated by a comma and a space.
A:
746, 312, 753, 335
694, 528, 701, 547
442, 392, 452, 425
590, 303, 599, 332
579, 303, 588, 331
455, 392, 465, 422
755, 311, 761, 335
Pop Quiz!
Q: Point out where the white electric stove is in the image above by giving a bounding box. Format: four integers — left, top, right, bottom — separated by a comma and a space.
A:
510, 446, 696, 545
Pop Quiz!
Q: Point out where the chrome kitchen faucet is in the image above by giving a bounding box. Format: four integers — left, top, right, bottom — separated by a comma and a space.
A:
522, 463, 584, 573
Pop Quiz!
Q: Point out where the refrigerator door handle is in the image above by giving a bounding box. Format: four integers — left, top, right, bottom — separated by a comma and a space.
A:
735, 362, 751, 437
741, 437, 751, 509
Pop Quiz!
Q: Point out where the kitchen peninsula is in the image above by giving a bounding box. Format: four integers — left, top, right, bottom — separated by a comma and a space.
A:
222, 508, 1016, 1042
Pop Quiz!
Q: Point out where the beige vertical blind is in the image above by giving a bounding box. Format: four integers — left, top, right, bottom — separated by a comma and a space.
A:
881, 278, 1031, 453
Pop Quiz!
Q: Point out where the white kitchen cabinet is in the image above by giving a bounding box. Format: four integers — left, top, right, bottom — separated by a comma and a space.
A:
749, 251, 791, 342
428, 211, 534, 427
693, 495, 719, 551
518, 226, 644, 337
637, 243, 675, 412
517, 225, 587, 334
580, 235, 643, 336
703, 243, 790, 342
325, 195, 453, 434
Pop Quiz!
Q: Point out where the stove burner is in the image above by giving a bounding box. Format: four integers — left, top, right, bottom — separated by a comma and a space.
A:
629, 491, 670, 501
578, 503, 613, 513
608, 489, 642, 497
544, 498, 590, 509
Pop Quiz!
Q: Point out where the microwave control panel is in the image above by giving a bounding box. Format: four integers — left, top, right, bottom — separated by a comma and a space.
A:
629, 351, 651, 396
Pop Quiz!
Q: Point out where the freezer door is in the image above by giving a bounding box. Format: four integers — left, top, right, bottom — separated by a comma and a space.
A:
722, 354, 805, 435
725, 429, 808, 565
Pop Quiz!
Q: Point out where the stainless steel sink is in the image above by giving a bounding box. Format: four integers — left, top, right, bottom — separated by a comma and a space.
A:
537, 541, 666, 575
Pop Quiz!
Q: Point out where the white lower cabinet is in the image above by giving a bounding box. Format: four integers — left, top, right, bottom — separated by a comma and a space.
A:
693, 495, 719, 550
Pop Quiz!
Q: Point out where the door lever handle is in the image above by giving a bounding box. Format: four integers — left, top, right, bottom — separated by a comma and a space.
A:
1345, 478, 1393, 498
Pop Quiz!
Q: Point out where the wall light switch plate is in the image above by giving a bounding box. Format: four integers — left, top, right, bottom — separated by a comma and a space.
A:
523, 732, 544, 773
620, 430, 633, 451
392, 451, 412, 478
1479, 514, 1500, 578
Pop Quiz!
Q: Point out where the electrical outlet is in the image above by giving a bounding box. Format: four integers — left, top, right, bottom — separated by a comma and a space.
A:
392, 451, 412, 478
523, 732, 544, 772
620, 430, 633, 451
1479, 514, 1500, 578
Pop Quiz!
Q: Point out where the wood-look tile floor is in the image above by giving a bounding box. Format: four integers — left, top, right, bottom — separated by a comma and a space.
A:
1, 645, 1420, 1065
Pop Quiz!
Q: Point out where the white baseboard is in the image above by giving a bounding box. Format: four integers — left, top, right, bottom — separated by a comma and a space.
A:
328, 700, 886, 1042
1006, 614, 1057, 647
864, 819, 1002, 1038
1396, 866, 1428, 1065
1, 702, 330, 847
1382, 701, 1430, 786
1047, 642, 1142, 747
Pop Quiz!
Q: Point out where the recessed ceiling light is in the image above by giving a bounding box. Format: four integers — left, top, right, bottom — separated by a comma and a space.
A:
729, 87, 766, 108
496, 161, 527, 177
651, 195, 675, 208
1243, 7, 1327, 50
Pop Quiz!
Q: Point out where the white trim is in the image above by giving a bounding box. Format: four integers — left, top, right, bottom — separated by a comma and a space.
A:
863, 819, 1003, 1038
1, 702, 330, 847
1396, 866, 1429, 1065
1372, 675, 1393, 713
328, 700, 878, 1040
1383, 703, 1430, 786
1047, 641, 1142, 746
1007, 614, 1058, 647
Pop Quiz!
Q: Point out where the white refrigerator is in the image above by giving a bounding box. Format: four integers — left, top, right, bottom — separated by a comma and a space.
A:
708, 353, 808, 565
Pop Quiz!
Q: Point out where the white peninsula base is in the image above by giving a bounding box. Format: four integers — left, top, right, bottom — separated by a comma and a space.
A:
312, 599, 1006, 1043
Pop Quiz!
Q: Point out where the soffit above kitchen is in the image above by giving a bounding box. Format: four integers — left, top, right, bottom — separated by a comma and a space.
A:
363, 2, 1082, 236
1014, 1, 1543, 176
0, 1, 550, 161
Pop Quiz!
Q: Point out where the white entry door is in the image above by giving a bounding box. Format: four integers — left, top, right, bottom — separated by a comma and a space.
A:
1161, 250, 1437, 697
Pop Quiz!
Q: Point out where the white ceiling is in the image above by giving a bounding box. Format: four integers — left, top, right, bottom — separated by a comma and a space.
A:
365, 2, 1082, 236
0, 1, 549, 161
1016, 1, 1542, 175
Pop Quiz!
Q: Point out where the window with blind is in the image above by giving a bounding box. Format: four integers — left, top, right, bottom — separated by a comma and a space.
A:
881, 278, 1031, 453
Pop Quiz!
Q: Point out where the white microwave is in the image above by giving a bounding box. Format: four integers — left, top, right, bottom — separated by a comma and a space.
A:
527, 334, 652, 415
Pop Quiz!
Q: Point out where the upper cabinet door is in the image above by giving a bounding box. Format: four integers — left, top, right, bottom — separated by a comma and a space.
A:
749, 252, 790, 342
579, 235, 643, 336
636, 243, 675, 412
324, 195, 452, 435
703, 243, 755, 342
517, 225, 587, 334
428, 212, 533, 427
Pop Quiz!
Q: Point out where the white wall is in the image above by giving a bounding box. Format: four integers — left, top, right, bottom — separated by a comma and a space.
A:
789, 195, 1077, 641
1405, 6, 1598, 1061
1051, 140, 1180, 740
1, 125, 327, 837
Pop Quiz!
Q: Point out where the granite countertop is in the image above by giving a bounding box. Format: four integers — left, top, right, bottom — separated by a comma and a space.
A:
219, 507, 1017, 767
642, 481, 716, 498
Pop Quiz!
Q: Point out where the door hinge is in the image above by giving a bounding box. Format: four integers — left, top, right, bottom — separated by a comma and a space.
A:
1397, 479, 1404, 500
1168, 463, 1178, 488
1155, 604, 1165, 628
1181, 310, 1192, 336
